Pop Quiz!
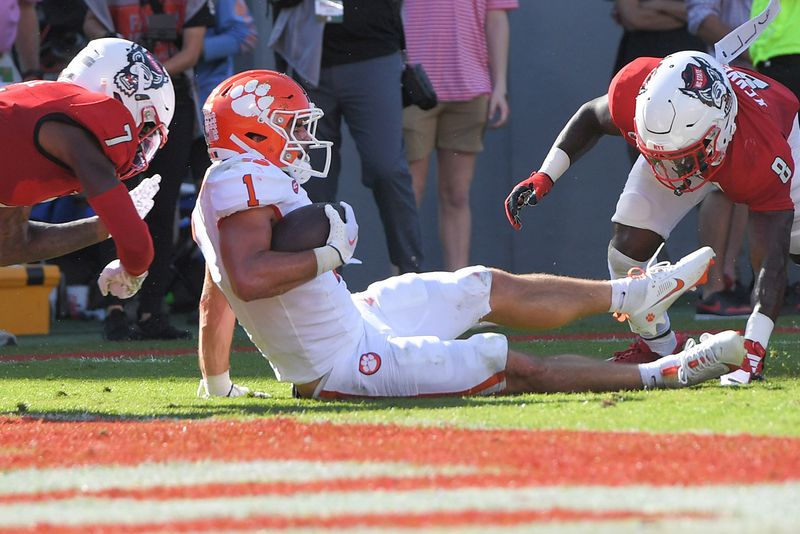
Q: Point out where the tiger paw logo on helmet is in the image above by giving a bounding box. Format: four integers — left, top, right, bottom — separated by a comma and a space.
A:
230, 80, 275, 122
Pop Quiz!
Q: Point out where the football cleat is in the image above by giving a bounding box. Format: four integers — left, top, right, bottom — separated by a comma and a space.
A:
720, 339, 765, 386
610, 332, 690, 364
695, 290, 753, 320
624, 246, 715, 337
659, 330, 745, 387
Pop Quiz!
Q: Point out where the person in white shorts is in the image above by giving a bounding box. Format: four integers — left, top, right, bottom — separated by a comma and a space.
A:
193, 70, 745, 400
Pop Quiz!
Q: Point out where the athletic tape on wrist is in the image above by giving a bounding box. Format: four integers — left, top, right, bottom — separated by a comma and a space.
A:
313, 245, 342, 276
744, 311, 774, 348
538, 147, 570, 183
206, 370, 233, 397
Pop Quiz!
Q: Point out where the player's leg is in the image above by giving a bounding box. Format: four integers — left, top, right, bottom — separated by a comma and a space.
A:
609, 155, 712, 358
505, 329, 745, 393
312, 327, 745, 399
314, 330, 510, 399
485, 243, 714, 331
484, 270, 612, 329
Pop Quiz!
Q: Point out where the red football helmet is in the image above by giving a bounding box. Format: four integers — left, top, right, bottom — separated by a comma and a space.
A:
203, 70, 331, 183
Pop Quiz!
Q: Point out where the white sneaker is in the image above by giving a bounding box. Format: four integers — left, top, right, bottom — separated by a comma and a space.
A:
665, 330, 745, 387
623, 246, 716, 337
720, 368, 753, 386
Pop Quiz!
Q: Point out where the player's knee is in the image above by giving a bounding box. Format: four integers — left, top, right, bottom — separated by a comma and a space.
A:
610, 224, 664, 263
608, 242, 645, 280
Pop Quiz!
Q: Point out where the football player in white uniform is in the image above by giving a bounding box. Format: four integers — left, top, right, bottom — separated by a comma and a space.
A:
192, 70, 746, 400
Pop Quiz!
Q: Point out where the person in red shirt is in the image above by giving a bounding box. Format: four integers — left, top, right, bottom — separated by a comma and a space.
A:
505, 51, 800, 386
0, 37, 174, 299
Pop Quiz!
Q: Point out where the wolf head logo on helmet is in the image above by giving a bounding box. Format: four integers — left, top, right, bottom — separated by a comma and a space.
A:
678, 55, 734, 115
203, 70, 333, 184
112, 43, 169, 98
634, 51, 739, 196
59, 37, 175, 180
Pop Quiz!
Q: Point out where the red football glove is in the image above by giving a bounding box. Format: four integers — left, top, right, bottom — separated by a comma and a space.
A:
504, 171, 554, 230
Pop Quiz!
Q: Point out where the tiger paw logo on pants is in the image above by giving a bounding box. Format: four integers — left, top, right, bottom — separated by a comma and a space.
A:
359, 352, 381, 375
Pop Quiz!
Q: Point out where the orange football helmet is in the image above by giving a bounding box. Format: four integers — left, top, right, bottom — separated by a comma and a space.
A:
203, 70, 331, 183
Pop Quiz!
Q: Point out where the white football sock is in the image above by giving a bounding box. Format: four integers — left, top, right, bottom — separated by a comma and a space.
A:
643, 329, 677, 355
638, 361, 665, 389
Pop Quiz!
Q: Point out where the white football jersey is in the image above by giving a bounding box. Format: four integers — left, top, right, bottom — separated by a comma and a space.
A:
192, 154, 363, 384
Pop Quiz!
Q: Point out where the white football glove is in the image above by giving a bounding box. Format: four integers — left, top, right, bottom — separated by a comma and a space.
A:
196, 379, 270, 399
128, 174, 161, 219
313, 202, 362, 275
326, 201, 360, 264
97, 259, 148, 299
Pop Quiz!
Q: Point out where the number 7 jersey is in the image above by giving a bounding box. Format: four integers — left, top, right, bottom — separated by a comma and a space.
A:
0, 81, 140, 207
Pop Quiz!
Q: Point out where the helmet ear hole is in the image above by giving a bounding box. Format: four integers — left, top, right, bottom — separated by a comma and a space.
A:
244, 132, 267, 143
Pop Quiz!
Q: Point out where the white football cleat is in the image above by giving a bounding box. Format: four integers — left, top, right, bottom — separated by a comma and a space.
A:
660, 330, 745, 387
622, 246, 715, 337
720, 368, 753, 386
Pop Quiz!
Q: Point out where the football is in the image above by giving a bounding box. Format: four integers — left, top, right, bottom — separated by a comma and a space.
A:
270, 202, 346, 252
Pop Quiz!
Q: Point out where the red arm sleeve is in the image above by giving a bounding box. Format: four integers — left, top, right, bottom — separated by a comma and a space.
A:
87, 183, 154, 276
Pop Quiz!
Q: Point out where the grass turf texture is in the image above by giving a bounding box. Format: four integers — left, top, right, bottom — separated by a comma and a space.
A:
2, 301, 800, 436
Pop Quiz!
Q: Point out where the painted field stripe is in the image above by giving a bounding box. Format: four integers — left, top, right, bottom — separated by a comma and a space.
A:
3, 418, 800, 487
0, 508, 713, 533
4, 483, 800, 530
0, 460, 476, 496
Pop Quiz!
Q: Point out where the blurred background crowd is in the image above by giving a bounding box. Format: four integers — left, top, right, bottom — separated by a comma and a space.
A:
2, 0, 799, 343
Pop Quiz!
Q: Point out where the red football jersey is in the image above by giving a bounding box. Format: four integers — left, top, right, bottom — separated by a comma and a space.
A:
0, 81, 138, 207
608, 57, 799, 212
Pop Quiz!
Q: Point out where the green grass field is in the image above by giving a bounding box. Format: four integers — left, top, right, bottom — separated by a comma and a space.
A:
3, 298, 800, 532
3, 299, 800, 436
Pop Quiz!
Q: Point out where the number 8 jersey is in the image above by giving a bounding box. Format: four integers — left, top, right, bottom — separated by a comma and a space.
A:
0, 80, 139, 207
609, 57, 800, 212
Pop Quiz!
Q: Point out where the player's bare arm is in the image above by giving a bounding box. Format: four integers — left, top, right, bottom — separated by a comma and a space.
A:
0, 204, 108, 266
38, 120, 122, 198
198, 267, 237, 378
505, 95, 618, 229
218, 206, 319, 301
552, 95, 620, 162
196, 264, 266, 398
747, 209, 793, 321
